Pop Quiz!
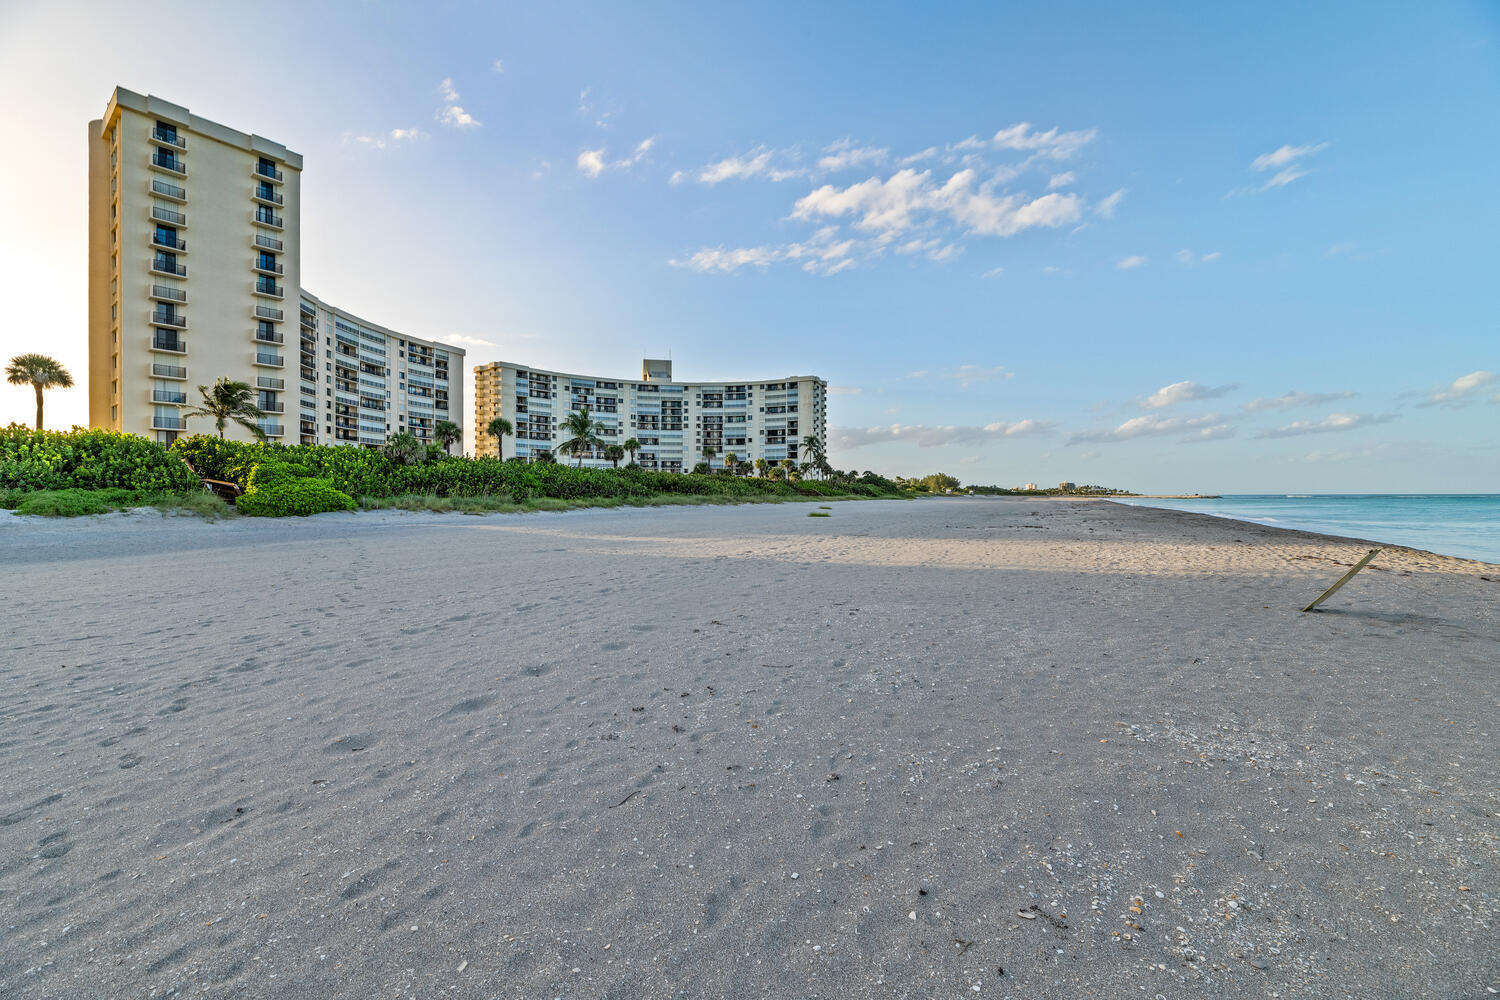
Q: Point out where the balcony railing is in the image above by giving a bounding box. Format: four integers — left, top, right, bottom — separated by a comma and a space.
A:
253, 187, 284, 206
152, 363, 188, 379
149, 284, 187, 302
258, 423, 285, 437
152, 335, 187, 353
255, 353, 285, 367
259, 402, 286, 413
150, 127, 185, 149
151, 206, 186, 226
252, 258, 284, 275
152, 389, 187, 404
151, 179, 186, 201
253, 233, 284, 252
256, 376, 285, 390
150, 258, 187, 277
150, 152, 185, 175
151, 415, 188, 430
150, 310, 187, 329
254, 305, 284, 321
253, 280, 284, 298
254, 330, 285, 344
150, 234, 187, 252
253, 209, 284, 229
254, 163, 284, 182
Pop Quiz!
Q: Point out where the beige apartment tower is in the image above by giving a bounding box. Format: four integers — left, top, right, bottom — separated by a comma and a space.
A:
473, 359, 827, 470
88, 88, 463, 447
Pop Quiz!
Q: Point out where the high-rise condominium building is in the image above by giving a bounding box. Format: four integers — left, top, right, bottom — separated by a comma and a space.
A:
87, 88, 463, 447
473, 359, 827, 470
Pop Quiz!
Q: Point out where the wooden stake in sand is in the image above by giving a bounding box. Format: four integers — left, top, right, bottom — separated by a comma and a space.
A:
1302, 549, 1381, 612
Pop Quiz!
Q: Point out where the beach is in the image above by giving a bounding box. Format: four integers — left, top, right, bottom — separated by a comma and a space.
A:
1, 497, 1496, 998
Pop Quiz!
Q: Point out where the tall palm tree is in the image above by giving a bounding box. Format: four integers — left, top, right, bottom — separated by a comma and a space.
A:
622, 437, 641, 465
780, 458, 796, 481
5, 354, 74, 430
183, 378, 266, 440
754, 458, 767, 477
434, 420, 462, 455
486, 416, 513, 460
801, 435, 825, 479
604, 444, 625, 468
701, 444, 717, 468
722, 451, 739, 475
558, 407, 603, 467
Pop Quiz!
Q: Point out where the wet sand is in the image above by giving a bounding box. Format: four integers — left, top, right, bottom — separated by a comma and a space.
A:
1, 498, 1496, 998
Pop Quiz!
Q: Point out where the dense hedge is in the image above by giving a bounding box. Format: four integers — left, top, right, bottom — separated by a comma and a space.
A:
236, 461, 357, 517
170, 436, 840, 503
1, 424, 200, 494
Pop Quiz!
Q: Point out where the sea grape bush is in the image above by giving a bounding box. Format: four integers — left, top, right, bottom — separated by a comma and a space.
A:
0, 424, 200, 493
235, 460, 357, 517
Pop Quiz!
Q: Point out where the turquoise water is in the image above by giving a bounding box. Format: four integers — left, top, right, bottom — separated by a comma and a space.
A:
1115, 495, 1500, 564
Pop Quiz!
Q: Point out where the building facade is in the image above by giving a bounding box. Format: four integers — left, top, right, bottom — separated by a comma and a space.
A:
87, 88, 462, 447
473, 359, 827, 470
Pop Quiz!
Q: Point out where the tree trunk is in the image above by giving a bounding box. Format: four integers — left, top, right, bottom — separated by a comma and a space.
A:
33, 383, 43, 430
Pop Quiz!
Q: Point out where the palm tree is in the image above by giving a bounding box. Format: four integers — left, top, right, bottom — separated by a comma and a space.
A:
780, 458, 796, 481
434, 420, 461, 455
486, 416, 513, 460
701, 444, 717, 468
722, 451, 739, 475
623, 437, 641, 465
754, 458, 767, 477
604, 444, 625, 468
5, 354, 74, 430
183, 378, 266, 440
557, 407, 603, 467
384, 431, 425, 466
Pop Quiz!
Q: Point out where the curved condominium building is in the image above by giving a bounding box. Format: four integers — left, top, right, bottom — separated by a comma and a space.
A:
473, 359, 827, 470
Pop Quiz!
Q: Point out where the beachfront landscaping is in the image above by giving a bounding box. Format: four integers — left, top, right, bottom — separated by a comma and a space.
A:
1, 425, 909, 517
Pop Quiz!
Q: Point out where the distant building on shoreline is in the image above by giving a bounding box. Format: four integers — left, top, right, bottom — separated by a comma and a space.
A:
473, 359, 827, 470
86, 88, 463, 448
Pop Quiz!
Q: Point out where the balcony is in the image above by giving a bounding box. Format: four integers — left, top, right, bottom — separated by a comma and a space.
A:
254, 352, 285, 368
150, 206, 186, 227
149, 284, 187, 303
152, 334, 187, 354
150, 152, 185, 175
255, 376, 285, 390
259, 401, 286, 414
258, 423, 285, 437
253, 329, 285, 345
150, 233, 187, 252
252, 187, 284, 206
150, 257, 187, 278
252, 280, 284, 299
150, 178, 187, 202
253, 162, 284, 182
251, 257, 284, 275
151, 414, 188, 431
253, 233, 284, 252
151, 389, 187, 404
254, 304, 284, 321
253, 209, 284, 230
152, 363, 188, 380
149, 127, 185, 149
150, 310, 187, 329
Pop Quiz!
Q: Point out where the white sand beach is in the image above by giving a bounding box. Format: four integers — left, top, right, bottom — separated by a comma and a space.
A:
1, 498, 1496, 998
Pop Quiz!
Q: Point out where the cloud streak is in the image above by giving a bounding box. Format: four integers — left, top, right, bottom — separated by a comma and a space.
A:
1069, 413, 1231, 444
436, 78, 481, 129
1256, 412, 1395, 438
1421, 370, 1496, 406
834, 419, 1054, 450
1243, 390, 1355, 412
1142, 381, 1238, 409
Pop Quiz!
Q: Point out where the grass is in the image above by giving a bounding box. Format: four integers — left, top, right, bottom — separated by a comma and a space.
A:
357, 492, 826, 515
0, 488, 233, 520
808, 511, 831, 517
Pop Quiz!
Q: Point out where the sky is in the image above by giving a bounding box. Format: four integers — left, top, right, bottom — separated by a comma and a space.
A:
0, 0, 1496, 492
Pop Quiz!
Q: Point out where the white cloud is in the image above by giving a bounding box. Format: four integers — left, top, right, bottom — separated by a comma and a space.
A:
1048, 171, 1075, 189
577, 137, 656, 178
436, 78, 482, 129
492, 59, 505, 73
1069, 412, 1230, 444
1174, 249, 1221, 265
444, 334, 498, 347
1243, 390, 1355, 412
988, 123, 1097, 159
1116, 255, 1148, 270
982, 266, 1005, 279
793, 168, 1082, 238
344, 128, 427, 150
1250, 143, 1327, 172
1423, 370, 1497, 406
1142, 380, 1238, 409
818, 140, 888, 171
688, 147, 806, 184
670, 227, 854, 276
1257, 412, 1395, 438
1094, 189, 1125, 218
827, 385, 863, 395
833, 419, 1054, 450
1261, 166, 1306, 188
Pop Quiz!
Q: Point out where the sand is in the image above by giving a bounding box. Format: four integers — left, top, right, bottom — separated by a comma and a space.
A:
1, 498, 1496, 999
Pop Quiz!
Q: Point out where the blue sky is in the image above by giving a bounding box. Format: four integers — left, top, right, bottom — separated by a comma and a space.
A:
1, 0, 1496, 491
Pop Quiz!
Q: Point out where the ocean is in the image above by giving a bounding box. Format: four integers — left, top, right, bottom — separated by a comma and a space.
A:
1115, 494, 1500, 564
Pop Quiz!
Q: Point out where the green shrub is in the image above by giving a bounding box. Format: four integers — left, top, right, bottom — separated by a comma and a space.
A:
1, 425, 200, 493
236, 460, 357, 517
